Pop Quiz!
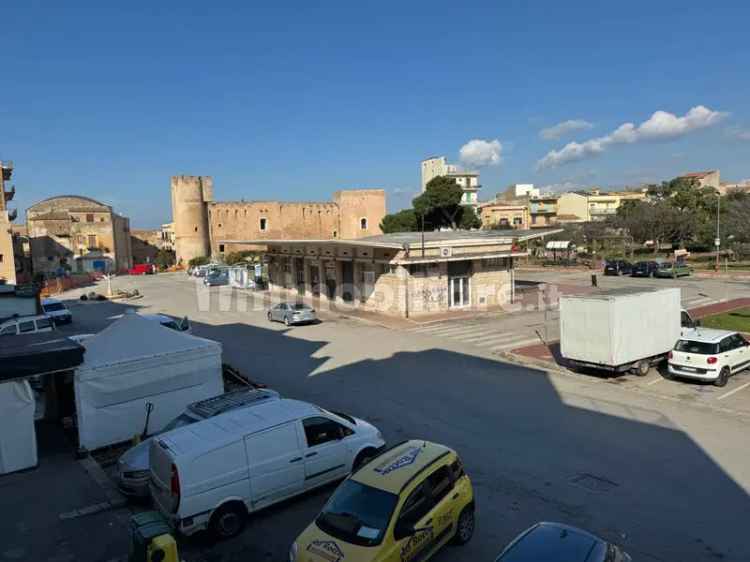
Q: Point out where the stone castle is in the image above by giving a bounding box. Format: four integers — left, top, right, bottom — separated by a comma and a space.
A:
170, 176, 387, 264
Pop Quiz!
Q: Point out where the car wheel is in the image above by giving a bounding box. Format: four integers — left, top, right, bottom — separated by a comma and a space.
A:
209, 502, 247, 539
352, 449, 377, 472
452, 507, 475, 545
715, 367, 730, 388
284, 316, 290, 326
635, 360, 650, 377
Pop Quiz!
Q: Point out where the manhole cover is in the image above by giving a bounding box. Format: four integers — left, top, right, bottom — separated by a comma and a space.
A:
569, 473, 619, 492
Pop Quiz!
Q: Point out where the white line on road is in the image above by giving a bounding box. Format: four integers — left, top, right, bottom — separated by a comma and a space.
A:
717, 381, 750, 401
473, 332, 528, 346
416, 324, 488, 337
646, 377, 663, 386
490, 337, 541, 352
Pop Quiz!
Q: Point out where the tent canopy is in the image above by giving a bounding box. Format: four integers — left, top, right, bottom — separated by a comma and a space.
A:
0, 334, 85, 383
75, 312, 223, 450
0, 381, 37, 474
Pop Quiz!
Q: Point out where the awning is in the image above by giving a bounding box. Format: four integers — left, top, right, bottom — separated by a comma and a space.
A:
0, 334, 85, 383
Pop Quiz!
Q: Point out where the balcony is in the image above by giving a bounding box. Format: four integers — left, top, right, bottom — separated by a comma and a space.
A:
4, 185, 15, 202
1, 161, 12, 181
589, 207, 617, 216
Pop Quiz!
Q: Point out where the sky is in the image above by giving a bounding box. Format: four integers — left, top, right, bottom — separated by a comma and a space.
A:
1, 1, 749, 228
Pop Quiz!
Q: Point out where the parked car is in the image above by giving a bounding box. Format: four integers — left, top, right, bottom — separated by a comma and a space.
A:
41, 298, 72, 325
655, 261, 692, 278
668, 328, 750, 387
204, 270, 229, 286
290, 440, 475, 562
129, 263, 156, 275
142, 313, 191, 334
495, 522, 631, 562
268, 303, 317, 325
149, 399, 385, 538
118, 388, 280, 498
0, 315, 55, 336
630, 260, 662, 277
603, 260, 632, 276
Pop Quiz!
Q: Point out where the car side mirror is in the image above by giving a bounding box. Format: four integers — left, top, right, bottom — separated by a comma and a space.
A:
694, 319, 702, 327
394, 520, 415, 541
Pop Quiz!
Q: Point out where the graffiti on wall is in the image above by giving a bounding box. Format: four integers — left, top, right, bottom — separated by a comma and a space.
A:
416, 286, 447, 305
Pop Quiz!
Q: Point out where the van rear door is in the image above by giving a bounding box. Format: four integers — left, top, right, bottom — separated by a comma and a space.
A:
244, 421, 304, 510
150, 439, 178, 515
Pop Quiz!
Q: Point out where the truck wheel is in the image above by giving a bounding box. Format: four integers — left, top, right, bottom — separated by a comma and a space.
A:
635, 360, 650, 377
715, 367, 730, 388
210, 502, 247, 539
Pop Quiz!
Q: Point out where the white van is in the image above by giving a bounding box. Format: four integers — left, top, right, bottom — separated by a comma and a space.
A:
149, 399, 385, 539
0, 315, 55, 336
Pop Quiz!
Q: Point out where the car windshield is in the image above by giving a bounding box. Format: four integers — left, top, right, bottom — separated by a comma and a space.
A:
43, 303, 66, 312
160, 320, 179, 330
293, 304, 310, 311
315, 480, 398, 547
161, 413, 198, 433
674, 340, 719, 355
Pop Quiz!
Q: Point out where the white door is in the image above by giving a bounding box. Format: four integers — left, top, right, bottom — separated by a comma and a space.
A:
244, 421, 305, 510
449, 277, 470, 308
300, 416, 353, 489
730, 334, 749, 372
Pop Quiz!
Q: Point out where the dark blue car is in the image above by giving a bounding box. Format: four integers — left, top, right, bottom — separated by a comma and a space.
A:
631, 260, 661, 277
495, 522, 631, 562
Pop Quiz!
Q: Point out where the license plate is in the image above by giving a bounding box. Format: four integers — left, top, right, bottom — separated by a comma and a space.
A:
680, 366, 697, 372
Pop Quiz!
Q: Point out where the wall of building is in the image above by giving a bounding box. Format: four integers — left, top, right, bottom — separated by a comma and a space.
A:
556, 193, 590, 221
171, 176, 212, 264
480, 204, 529, 229
0, 214, 15, 284
131, 229, 161, 264
421, 157, 447, 191
333, 189, 386, 240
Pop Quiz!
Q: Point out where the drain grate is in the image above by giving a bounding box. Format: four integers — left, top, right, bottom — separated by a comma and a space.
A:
569, 473, 619, 492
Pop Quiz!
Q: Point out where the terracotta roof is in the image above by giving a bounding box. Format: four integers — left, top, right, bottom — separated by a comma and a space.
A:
681, 171, 716, 178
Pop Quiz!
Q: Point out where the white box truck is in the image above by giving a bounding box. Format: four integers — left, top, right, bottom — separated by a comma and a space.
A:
560, 287, 694, 375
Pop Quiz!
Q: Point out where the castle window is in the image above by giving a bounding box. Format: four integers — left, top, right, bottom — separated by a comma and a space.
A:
360, 217, 368, 230
194, 226, 198, 232
219, 244, 225, 253
86, 214, 94, 223
333, 230, 337, 238
260, 218, 267, 231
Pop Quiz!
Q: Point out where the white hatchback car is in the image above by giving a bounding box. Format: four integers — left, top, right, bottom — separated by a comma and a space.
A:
668, 328, 750, 387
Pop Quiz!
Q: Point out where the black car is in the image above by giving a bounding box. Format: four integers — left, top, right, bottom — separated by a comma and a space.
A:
495, 522, 631, 562
603, 260, 632, 276
631, 260, 661, 277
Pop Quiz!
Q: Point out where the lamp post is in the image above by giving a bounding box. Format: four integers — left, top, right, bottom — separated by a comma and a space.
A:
715, 190, 721, 272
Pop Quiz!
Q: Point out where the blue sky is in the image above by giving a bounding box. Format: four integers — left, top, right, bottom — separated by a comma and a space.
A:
1, 1, 749, 228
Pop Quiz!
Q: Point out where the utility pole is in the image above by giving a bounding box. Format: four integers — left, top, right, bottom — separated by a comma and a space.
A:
715, 191, 721, 272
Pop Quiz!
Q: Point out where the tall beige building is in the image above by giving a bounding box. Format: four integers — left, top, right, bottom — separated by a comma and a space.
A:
0, 161, 18, 284
420, 156, 481, 207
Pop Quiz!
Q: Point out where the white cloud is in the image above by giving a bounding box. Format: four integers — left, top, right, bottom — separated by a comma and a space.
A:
459, 139, 503, 168
536, 105, 727, 170
540, 119, 593, 140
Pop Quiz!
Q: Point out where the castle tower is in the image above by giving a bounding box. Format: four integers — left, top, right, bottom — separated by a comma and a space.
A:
171, 176, 213, 264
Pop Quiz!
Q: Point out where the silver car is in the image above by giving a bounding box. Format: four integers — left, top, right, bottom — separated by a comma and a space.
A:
267, 303, 317, 326
118, 388, 280, 498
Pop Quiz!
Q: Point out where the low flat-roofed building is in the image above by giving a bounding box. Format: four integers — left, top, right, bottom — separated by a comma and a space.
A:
229, 229, 560, 317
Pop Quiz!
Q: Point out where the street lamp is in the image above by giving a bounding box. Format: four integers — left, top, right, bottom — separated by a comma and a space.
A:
714, 190, 721, 272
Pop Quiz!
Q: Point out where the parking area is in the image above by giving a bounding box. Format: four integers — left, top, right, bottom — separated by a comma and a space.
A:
18, 271, 750, 562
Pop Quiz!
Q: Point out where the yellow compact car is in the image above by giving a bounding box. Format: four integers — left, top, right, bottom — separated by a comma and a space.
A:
290, 440, 475, 562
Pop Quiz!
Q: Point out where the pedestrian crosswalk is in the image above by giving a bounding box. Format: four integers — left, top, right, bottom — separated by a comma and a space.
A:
408, 320, 542, 353
682, 295, 723, 309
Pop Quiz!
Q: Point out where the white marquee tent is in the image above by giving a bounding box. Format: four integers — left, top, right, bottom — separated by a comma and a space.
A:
75, 312, 223, 450
0, 380, 37, 475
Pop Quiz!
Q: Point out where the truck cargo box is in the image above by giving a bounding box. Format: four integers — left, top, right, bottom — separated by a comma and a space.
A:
560, 287, 681, 369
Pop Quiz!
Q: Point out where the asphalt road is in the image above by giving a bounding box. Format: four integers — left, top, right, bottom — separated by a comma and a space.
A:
57, 272, 750, 562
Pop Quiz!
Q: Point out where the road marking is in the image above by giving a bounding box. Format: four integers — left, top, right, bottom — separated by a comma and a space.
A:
717, 381, 750, 400
646, 377, 663, 386
418, 324, 488, 337
412, 323, 477, 335
451, 328, 504, 341
473, 332, 527, 346
490, 337, 541, 352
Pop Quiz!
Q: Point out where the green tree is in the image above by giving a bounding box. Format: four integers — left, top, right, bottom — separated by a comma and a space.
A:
154, 249, 176, 270
225, 250, 259, 265
412, 176, 464, 229
380, 209, 419, 233
188, 256, 209, 267
458, 206, 482, 229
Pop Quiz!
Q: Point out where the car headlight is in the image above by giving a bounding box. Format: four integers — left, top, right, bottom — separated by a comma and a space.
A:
289, 542, 298, 562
